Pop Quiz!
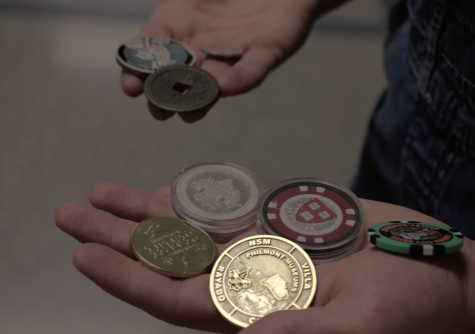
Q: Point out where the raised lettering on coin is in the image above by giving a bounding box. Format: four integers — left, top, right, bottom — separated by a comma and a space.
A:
131, 217, 216, 277
209, 235, 317, 328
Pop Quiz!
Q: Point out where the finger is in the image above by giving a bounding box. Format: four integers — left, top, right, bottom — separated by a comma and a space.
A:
147, 101, 176, 121
210, 47, 280, 97
177, 102, 215, 123
74, 243, 237, 333
120, 71, 145, 97
55, 202, 136, 257
120, 17, 172, 97
147, 90, 217, 123
138, 8, 174, 39
89, 182, 176, 222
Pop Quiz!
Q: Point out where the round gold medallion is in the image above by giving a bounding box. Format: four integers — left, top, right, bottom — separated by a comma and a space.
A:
209, 235, 317, 328
131, 217, 216, 277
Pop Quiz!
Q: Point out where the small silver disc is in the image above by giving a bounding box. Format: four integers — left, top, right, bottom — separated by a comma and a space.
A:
200, 45, 244, 58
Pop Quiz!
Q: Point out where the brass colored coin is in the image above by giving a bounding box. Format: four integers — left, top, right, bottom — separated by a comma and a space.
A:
131, 217, 217, 277
144, 65, 219, 112
210, 235, 317, 328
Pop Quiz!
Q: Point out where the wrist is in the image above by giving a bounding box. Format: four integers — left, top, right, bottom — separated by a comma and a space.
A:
466, 239, 475, 331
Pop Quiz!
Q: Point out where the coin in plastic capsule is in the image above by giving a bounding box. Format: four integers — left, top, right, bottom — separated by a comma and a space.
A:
256, 177, 365, 264
171, 162, 264, 243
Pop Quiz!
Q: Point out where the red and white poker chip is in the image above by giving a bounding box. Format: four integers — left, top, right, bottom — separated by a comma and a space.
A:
261, 181, 360, 245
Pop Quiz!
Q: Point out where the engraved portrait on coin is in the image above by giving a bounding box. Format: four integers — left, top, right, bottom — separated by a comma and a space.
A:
131, 217, 216, 277
210, 236, 317, 328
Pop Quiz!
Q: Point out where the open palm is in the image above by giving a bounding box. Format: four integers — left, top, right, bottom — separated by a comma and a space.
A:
55, 182, 475, 333
243, 245, 474, 333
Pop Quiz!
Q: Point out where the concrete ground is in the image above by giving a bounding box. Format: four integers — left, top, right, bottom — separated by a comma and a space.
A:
0, 0, 387, 333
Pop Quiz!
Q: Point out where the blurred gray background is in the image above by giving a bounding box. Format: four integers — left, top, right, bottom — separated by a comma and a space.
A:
0, 0, 387, 333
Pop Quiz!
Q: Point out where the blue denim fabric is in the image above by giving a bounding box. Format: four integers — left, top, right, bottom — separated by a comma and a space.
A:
352, 0, 475, 239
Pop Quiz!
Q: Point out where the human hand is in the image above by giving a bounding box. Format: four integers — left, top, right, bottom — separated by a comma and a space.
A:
55, 182, 253, 333
55, 182, 475, 333
242, 201, 475, 334
122, 0, 339, 123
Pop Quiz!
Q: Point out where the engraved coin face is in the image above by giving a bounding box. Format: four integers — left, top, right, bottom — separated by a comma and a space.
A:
116, 37, 196, 78
131, 217, 216, 277
210, 235, 317, 328
200, 44, 244, 58
174, 163, 261, 221
144, 65, 219, 112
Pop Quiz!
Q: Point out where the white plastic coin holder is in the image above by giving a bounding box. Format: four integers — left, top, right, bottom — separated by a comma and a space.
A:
256, 177, 365, 264
171, 162, 263, 243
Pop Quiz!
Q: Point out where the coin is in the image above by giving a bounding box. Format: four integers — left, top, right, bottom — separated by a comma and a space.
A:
144, 65, 220, 112
368, 221, 464, 256
116, 37, 196, 78
131, 217, 216, 277
210, 235, 317, 328
200, 45, 244, 58
172, 162, 263, 231
257, 178, 365, 264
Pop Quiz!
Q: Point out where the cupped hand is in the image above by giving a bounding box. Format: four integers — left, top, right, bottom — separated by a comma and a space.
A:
244, 233, 475, 333
55, 182, 254, 333
55, 182, 475, 333
122, 0, 324, 123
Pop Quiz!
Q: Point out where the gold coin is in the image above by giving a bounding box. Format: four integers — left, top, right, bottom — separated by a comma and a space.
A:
131, 217, 217, 277
209, 235, 317, 328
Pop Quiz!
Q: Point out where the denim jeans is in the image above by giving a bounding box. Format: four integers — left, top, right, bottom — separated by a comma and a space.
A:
352, 0, 475, 239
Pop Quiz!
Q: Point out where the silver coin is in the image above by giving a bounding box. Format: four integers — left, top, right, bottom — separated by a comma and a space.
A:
173, 163, 262, 222
144, 65, 219, 112
200, 44, 244, 58
116, 37, 196, 78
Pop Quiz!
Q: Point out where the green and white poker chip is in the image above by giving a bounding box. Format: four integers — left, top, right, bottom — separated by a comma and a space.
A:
368, 221, 464, 256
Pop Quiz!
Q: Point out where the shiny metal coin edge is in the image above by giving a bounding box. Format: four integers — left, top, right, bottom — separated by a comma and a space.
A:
200, 44, 244, 58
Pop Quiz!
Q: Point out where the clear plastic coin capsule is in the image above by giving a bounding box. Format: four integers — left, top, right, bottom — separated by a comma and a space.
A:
256, 178, 365, 264
171, 162, 263, 243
